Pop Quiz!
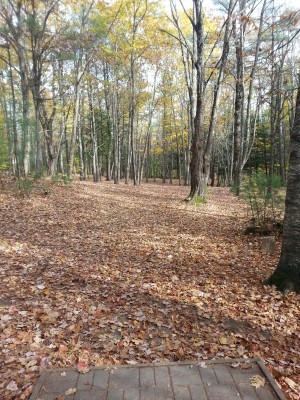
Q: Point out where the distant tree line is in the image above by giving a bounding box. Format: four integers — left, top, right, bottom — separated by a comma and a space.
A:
0, 0, 299, 200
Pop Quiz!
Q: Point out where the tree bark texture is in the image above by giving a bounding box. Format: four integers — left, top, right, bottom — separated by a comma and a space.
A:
267, 76, 300, 293
187, 0, 207, 202
232, 13, 245, 195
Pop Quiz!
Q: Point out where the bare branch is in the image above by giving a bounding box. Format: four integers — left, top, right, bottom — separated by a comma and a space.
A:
177, 0, 195, 28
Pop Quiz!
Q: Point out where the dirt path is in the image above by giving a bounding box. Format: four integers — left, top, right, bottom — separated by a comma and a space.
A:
0, 181, 299, 399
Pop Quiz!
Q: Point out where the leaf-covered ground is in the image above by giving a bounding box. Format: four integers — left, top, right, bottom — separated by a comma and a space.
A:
0, 180, 299, 399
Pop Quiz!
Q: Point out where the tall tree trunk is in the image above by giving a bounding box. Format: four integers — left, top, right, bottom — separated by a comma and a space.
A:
170, 96, 181, 184
145, 133, 151, 183
0, 71, 13, 174
170, 0, 194, 186
187, 0, 207, 201
112, 85, 120, 184
129, 50, 137, 185
67, 3, 93, 177
78, 93, 87, 181
17, 44, 31, 176
268, 21, 276, 194
232, 9, 245, 195
69, 77, 81, 177
125, 124, 131, 184
40, 100, 58, 177
139, 67, 158, 184
204, 0, 235, 188
88, 83, 100, 182
102, 63, 113, 181
277, 61, 286, 185
241, 0, 267, 169
31, 44, 43, 177
7, 48, 20, 177
266, 76, 300, 293
180, 102, 187, 185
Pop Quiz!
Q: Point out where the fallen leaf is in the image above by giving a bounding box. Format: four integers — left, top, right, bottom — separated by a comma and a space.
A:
0, 181, 298, 400
77, 361, 90, 374
20, 385, 32, 399
284, 377, 298, 391
250, 375, 266, 388
231, 362, 240, 368
240, 362, 252, 370
219, 337, 228, 345
65, 387, 77, 395
37, 283, 45, 290
54, 395, 65, 400
6, 381, 18, 391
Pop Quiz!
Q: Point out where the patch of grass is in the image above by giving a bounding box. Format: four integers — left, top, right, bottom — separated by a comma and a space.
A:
13, 177, 51, 197
16, 178, 34, 197
240, 173, 285, 233
51, 174, 73, 185
193, 196, 207, 206
243, 219, 283, 236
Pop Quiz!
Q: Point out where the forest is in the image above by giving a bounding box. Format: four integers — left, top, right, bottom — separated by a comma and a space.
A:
0, 0, 299, 191
0, 0, 300, 399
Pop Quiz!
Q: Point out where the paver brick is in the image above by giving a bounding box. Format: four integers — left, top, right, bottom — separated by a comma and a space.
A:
237, 382, 259, 400
109, 367, 139, 389
170, 365, 199, 376
189, 384, 208, 400
43, 370, 78, 392
74, 389, 107, 400
77, 370, 94, 390
171, 371, 203, 386
140, 385, 172, 399
208, 395, 241, 400
213, 364, 235, 385
107, 389, 123, 400
140, 367, 155, 387
37, 394, 75, 400
199, 367, 218, 385
124, 387, 140, 400
93, 370, 109, 388
173, 385, 191, 400
155, 366, 170, 386
206, 383, 240, 397
232, 370, 256, 384
231, 366, 259, 384
29, 359, 286, 400
255, 385, 279, 400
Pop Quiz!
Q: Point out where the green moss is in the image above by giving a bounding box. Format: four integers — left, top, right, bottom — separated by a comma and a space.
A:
193, 196, 207, 206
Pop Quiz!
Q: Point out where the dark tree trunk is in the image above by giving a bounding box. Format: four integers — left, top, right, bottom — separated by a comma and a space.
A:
7, 48, 20, 177
40, 101, 58, 177
187, 0, 206, 202
232, 15, 244, 195
266, 76, 300, 293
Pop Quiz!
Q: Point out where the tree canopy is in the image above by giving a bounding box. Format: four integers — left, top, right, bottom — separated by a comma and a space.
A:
0, 0, 299, 188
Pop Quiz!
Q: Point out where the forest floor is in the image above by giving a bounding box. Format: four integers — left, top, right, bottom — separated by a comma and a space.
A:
0, 179, 299, 400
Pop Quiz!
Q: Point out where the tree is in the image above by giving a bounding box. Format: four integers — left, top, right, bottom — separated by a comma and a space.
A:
266, 75, 300, 293
68, 0, 95, 177
0, 1, 31, 175
0, 0, 299, 185
184, 0, 206, 201
169, 0, 238, 201
26, 0, 59, 177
